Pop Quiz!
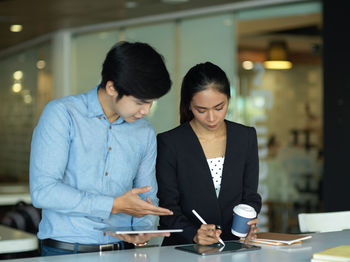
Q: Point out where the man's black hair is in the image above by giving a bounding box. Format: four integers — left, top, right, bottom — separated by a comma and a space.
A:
100, 41, 171, 100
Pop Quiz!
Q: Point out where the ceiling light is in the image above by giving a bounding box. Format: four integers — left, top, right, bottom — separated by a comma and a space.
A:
242, 61, 254, 70
24, 94, 33, 104
10, 24, 23, 32
264, 61, 292, 70
36, 60, 46, 70
12, 83, 22, 93
13, 70, 23, 80
264, 40, 292, 70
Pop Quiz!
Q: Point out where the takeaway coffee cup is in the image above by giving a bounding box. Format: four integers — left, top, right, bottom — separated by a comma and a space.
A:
231, 204, 257, 238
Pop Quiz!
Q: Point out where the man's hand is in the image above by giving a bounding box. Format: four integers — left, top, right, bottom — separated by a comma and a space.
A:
193, 224, 222, 245
108, 232, 170, 245
111, 186, 173, 217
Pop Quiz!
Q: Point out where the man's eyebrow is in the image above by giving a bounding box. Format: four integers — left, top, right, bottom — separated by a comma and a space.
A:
136, 98, 154, 104
194, 101, 225, 109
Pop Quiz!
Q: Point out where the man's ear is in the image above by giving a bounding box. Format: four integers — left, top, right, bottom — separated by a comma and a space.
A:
105, 81, 117, 97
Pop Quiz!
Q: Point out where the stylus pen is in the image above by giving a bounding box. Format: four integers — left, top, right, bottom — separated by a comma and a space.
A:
192, 209, 225, 246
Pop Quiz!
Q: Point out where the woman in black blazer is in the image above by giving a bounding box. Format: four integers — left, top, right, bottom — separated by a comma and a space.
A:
156, 62, 261, 246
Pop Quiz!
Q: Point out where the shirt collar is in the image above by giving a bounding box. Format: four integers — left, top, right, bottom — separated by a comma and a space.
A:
86, 86, 126, 124
87, 86, 104, 118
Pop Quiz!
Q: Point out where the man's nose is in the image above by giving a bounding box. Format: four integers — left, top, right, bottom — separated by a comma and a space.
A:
140, 103, 152, 115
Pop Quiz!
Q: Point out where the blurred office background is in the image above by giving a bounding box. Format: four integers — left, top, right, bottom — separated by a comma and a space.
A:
0, 0, 348, 241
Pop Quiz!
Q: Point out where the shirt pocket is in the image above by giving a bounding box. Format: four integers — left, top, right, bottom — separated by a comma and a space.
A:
107, 149, 142, 195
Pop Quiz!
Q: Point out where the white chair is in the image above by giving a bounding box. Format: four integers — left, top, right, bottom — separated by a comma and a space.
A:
298, 211, 350, 233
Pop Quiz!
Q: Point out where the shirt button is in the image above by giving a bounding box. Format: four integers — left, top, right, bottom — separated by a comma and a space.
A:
98, 116, 101, 120
104, 233, 106, 236
109, 147, 112, 151
101, 219, 104, 222
109, 126, 112, 130
105, 172, 108, 176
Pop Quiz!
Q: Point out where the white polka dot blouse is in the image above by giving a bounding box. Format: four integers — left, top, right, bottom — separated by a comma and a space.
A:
207, 156, 224, 197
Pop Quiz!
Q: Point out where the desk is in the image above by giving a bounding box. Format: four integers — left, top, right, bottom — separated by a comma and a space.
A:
0, 225, 38, 254
8, 230, 350, 262
0, 184, 31, 205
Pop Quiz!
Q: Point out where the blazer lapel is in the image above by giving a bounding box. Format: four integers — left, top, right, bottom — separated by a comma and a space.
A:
185, 123, 222, 223
218, 121, 240, 203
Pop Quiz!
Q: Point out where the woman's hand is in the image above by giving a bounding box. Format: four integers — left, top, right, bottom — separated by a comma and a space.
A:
193, 224, 222, 245
244, 218, 259, 244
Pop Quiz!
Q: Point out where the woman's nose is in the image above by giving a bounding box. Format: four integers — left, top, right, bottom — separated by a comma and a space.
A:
207, 110, 215, 122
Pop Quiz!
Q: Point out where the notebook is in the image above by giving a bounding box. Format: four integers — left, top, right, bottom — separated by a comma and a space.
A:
312, 245, 350, 261
244, 232, 312, 246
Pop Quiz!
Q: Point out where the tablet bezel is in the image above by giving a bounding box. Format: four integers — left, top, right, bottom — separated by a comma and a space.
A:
95, 226, 183, 235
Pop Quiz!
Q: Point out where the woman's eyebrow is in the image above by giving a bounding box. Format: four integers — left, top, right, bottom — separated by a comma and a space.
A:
194, 101, 225, 109
214, 102, 225, 107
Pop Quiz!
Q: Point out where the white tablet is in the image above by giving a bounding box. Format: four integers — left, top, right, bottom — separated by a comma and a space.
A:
95, 226, 183, 234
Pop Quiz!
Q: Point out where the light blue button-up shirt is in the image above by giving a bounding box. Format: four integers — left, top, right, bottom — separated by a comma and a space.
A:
30, 87, 158, 244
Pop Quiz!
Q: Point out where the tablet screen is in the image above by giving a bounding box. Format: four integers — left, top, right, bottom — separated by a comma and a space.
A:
95, 226, 183, 234
175, 241, 261, 256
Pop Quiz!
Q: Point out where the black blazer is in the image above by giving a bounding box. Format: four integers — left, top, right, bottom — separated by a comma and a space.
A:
156, 120, 261, 246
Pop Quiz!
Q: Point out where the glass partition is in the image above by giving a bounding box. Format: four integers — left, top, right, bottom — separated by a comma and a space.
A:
71, 30, 119, 95
124, 22, 176, 133
236, 1, 323, 233
0, 42, 52, 182
180, 14, 238, 121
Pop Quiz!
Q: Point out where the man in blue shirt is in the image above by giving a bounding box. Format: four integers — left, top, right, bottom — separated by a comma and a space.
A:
30, 41, 173, 256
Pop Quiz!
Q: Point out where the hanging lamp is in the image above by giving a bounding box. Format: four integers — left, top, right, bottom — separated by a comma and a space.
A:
264, 40, 292, 70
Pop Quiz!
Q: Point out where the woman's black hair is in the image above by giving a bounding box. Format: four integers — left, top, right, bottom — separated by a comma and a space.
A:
99, 41, 171, 100
180, 62, 230, 124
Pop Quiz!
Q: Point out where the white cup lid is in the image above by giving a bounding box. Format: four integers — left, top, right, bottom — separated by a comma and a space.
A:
233, 204, 256, 218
